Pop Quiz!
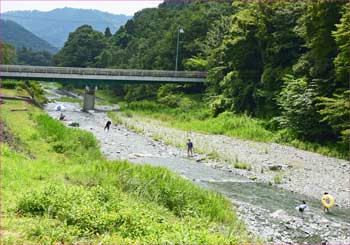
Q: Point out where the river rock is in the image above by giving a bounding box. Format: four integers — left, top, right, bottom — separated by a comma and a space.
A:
268, 165, 282, 171
270, 209, 290, 221
195, 157, 206, 162
68, 122, 80, 127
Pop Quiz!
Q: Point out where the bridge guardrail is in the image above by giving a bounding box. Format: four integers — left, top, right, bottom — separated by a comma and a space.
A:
0, 65, 207, 79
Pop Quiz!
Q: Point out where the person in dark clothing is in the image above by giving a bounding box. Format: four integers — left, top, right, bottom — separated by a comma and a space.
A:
296, 200, 308, 219
104, 120, 112, 131
59, 113, 65, 121
187, 139, 193, 157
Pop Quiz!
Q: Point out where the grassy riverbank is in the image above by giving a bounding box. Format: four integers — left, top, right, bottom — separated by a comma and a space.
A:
117, 99, 348, 159
1, 88, 253, 244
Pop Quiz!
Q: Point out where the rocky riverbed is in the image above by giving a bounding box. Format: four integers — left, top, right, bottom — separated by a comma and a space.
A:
43, 89, 350, 244
120, 115, 350, 209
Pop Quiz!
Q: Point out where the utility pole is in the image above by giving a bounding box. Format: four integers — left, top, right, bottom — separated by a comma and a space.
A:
175, 27, 184, 71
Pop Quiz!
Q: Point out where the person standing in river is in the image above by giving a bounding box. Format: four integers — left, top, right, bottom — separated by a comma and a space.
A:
187, 139, 194, 157
322, 192, 334, 213
104, 120, 112, 132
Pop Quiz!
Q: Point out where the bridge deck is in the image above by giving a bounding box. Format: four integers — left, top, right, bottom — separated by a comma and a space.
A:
0, 65, 207, 84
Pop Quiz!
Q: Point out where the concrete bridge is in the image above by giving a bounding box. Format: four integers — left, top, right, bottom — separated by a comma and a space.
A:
0, 65, 207, 111
0, 65, 207, 84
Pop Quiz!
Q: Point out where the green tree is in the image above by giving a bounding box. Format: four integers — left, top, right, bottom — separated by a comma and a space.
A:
0, 42, 16, 64
17, 47, 53, 66
209, 3, 264, 115
54, 25, 106, 67
293, 2, 342, 94
255, 3, 305, 117
104, 27, 112, 38
278, 1, 344, 140
317, 90, 350, 144
332, 3, 350, 87
205, 2, 305, 116
277, 75, 331, 140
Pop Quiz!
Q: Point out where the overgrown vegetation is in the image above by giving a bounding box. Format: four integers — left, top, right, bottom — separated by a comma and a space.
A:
54, 96, 81, 103
16, 47, 53, 66
1, 88, 252, 244
117, 98, 348, 159
1, 79, 48, 106
0, 41, 16, 64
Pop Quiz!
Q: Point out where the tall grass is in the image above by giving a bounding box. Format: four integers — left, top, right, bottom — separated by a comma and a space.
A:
121, 99, 347, 159
55, 97, 81, 103
1, 90, 253, 244
172, 112, 274, 142
122, 101, 274, 142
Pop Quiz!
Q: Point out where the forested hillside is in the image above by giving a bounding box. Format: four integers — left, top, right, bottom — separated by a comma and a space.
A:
0, 19, 57, 53
0, 41, 53, 66
54, 1, 349, 157
3, 8, 131, 48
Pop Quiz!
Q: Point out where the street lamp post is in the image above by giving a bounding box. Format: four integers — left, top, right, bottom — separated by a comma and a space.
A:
175, 27, 184, 71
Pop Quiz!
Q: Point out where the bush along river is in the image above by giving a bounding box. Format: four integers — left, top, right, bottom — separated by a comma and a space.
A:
44, 89, 350, 244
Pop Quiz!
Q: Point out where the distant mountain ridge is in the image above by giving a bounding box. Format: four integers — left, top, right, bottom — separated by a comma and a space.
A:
0, 19, 58, 53
3, 8, 131, 48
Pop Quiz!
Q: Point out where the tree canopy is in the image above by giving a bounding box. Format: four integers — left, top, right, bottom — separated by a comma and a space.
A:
54, 25, 106, 67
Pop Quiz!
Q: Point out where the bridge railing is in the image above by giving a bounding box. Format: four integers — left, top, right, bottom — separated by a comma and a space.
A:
0, 65, 207, 79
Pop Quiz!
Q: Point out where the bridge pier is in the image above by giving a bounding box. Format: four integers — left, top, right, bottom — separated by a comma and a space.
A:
83, 86, 96, 112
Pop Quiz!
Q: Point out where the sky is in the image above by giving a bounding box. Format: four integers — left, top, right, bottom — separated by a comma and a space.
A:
0, 0, 162, 16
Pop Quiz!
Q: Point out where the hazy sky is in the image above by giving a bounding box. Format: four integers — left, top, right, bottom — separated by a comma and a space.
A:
1, 1, 162, 16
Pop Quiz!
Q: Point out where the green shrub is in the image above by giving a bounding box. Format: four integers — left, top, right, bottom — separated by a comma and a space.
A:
18, 185, 122, 234
1, 80, 20, 89
25, 81, 48, 105
17, 183, 243, 243
233, 162, 251, 171
273, 174, 283, 184
35, 114, 101, 159
127, 100, 165, 111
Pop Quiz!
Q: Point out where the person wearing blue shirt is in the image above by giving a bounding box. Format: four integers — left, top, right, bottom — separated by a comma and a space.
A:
187, 139, 193, 157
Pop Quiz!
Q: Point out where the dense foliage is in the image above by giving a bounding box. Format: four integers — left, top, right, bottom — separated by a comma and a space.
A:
0, 41, 16, 64
0, 42, 53, 66
55, 25, 106, 67
54, 1, 349, 154
16, 47, 53, 66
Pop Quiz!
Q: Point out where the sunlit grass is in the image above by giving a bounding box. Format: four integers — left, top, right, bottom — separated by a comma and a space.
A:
119, 99, 347, 159
54, 96, 81, 103
122, 101, 273, 142
1, 88, 253, 244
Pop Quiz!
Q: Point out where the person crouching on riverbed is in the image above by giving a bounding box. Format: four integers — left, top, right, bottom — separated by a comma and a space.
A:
187, 139, 194, 157
59, 113, 65, 121
296, 200, 308, 219
104, 120, 112, 132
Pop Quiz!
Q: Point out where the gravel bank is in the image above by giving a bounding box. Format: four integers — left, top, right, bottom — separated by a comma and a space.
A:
120, 115, 350, 208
